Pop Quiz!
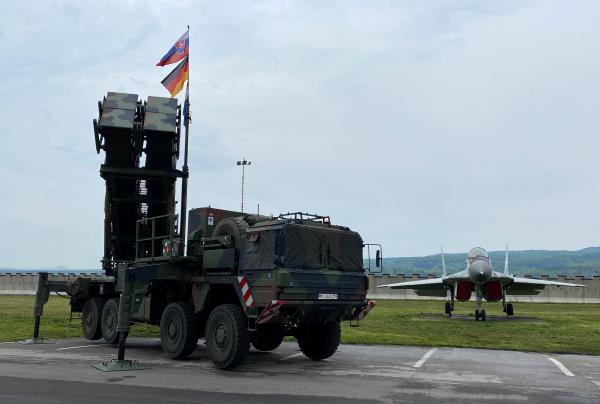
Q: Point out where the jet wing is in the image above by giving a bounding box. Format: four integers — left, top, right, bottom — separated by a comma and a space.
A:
377, 278, 445, 289
377, 277, 448, 297
506, 277, 584, 296
511, 277, 584, 288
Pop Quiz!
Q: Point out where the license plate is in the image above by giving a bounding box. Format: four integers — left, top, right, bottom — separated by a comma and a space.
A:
318, 293, 338, 300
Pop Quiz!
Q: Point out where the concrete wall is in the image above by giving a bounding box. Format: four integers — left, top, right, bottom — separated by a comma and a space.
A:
1, 272, 599, 303
0, 272, 106, 295
368, 274, 600, 303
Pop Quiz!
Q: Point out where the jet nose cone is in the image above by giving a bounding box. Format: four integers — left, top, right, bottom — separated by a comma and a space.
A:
469, 260, 492, 283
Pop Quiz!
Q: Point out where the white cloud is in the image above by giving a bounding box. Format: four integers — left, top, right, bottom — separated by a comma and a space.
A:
0, 0, 599, 267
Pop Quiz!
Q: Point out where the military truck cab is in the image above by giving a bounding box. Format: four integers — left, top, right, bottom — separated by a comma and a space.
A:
148, 208, 374, 367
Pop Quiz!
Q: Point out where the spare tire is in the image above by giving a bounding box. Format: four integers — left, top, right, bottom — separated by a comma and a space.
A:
212, 217, 248, 249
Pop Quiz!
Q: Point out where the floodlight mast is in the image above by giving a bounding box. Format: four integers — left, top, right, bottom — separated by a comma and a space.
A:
236, 158, 251, 213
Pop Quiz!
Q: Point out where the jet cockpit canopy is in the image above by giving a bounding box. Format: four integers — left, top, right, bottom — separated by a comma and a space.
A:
468, 247, 489, 261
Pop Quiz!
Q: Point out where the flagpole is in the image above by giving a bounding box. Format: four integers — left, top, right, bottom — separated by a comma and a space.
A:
179, 25, 190, 254
179, 86, 189, 253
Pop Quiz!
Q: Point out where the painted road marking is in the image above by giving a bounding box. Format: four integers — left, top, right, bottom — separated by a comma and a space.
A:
281, 353, 303, 361
56, 345, 99, 351
546, 357, 575, 377
413, 348, 437, 368
0, 341, 16, 345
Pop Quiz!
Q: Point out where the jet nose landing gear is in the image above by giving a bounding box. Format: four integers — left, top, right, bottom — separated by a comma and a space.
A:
444, 302, 454, 317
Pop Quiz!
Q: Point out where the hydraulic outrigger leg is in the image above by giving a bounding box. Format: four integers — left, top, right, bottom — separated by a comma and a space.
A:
94, 265, 145, 371
21, 273, 55, 344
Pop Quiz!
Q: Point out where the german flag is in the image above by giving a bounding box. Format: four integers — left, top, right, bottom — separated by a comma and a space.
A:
161, 57, 188, 97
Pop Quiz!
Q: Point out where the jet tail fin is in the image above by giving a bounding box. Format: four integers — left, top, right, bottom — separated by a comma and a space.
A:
504, 244, 509, 275
441, 245, 447, 276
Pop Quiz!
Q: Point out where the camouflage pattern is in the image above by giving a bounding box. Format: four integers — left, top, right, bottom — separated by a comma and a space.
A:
240, 217, 369, 323
146, 96, 177, 114
99, 93, 138, 130
104, 92, 138, 110
144, 95, 178, 133
99, 108, 136, 129
143, 112, 177, 133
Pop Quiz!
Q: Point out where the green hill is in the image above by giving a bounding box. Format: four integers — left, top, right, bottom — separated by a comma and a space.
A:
379, 247, 600, 277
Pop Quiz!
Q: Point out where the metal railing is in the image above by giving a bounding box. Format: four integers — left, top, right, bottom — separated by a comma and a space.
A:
135, 214, 180, 260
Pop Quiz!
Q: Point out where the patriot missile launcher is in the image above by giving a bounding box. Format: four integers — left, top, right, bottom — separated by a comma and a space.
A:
33, 91, 380, 370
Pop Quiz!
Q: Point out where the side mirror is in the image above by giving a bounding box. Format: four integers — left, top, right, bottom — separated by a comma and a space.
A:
364, 243, 383, 273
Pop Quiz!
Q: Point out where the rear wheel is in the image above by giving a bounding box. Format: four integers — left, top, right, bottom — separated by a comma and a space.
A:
160, 302, 198, 359
250, 326, 284, 352
481, 309, 487, 321
206, 304, 249, 369
101, 298, 120, 344
82, 297, 105, 340
297, 321, 341, 360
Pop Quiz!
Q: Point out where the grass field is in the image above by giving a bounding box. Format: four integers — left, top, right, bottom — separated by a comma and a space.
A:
1, 296, 598, 355
0, 295, 157, 342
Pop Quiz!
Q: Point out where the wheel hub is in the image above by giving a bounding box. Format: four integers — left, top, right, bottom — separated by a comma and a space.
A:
214, 322, 228, 351
168, 320, 179, 340
106, 312, 114, 329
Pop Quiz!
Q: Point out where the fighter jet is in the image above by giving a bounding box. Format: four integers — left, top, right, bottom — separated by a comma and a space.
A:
377, 246, 584, 321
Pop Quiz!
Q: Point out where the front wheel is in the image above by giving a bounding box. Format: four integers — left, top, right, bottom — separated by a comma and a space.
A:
297, 321, 341, 360
506, 303, 514, 316
444, 302, 452, 317
160, 302, 198, 359
206, 304, 249, 369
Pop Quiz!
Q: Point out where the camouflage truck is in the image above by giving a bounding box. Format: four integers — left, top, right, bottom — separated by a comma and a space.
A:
57, 91, 379, 370
102, 208, 378, 369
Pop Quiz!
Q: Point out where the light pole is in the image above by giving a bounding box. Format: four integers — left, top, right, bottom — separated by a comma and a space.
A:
237, 158, 251, 213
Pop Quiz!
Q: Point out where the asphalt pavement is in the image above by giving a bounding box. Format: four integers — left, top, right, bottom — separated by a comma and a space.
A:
0, 337, 598, 403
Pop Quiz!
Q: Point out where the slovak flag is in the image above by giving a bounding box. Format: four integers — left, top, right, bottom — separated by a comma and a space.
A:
156, 30, 189, 66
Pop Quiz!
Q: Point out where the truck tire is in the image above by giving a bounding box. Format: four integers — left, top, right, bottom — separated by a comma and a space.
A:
82, 297, 105, 340
160, 302, 198, 359
101, 298, 119, 344
206, 304, 249, 369
297, 321, 341, 361
213, 217, 248, 249
250, 326, 284, 352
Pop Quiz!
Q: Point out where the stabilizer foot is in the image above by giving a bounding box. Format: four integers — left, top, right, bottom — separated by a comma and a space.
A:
93, 359, 147, 372
19, 338, 54, 345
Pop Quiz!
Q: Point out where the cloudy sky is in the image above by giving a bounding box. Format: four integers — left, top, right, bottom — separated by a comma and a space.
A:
1, 0, 599, 268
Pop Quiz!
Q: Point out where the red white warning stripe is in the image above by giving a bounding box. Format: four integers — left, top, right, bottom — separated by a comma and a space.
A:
256, 300, 284, 325
356, 300, 376, 320
238, 276, 254, 307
